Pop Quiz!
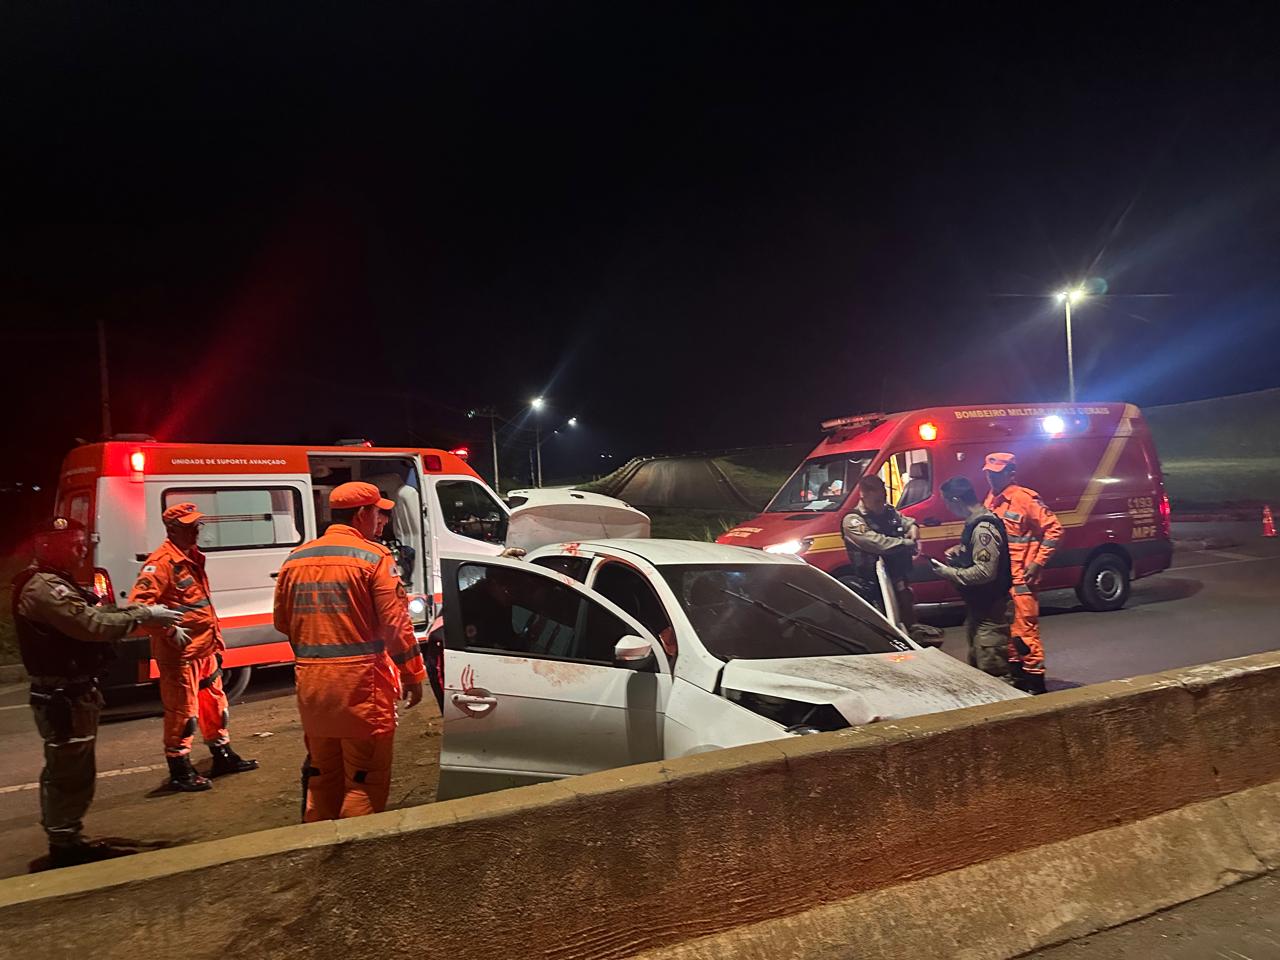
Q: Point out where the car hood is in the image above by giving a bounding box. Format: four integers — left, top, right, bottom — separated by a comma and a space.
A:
505, 490, 651, 551
720, 648, 1027, 726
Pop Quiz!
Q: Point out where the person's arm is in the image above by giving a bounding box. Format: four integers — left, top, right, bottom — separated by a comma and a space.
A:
371, 554, 426, 704
272, 566, 292, 638
20, 575, 148, 643
842, 513, 913, 554
1026, 498, 1064, 579
128, 559, 189, 651
931, 521, 1005, 587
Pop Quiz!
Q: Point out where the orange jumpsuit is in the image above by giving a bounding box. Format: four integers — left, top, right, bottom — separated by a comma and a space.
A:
984, 484, 1063, 681
129, 540, 229, 757
273, 523, 425, 821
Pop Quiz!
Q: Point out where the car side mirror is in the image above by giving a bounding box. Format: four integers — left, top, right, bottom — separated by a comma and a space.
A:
614, 635, 654, 668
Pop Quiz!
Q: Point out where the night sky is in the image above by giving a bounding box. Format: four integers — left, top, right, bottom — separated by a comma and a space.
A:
4, 4, 1280, 491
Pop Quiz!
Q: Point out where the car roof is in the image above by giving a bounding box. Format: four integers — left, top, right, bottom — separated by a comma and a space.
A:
558, 538, 803, 566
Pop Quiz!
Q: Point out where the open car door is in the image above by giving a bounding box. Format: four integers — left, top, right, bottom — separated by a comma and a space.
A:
438, 554, 671, 800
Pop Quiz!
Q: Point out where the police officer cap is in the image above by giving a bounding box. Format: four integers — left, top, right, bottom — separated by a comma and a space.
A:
39, 517, 87, 537
940, 476, 978, 504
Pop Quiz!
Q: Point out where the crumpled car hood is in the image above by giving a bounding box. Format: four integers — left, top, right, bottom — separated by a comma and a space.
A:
721, 648, 1028, 726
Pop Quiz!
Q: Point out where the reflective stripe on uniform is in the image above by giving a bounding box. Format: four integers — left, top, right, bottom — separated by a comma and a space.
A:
1041, 539, 1060, 549
1007, 535, 1035, 543
1003, 511, 1022, 521
287, 545, 383, 565
1013, 584, 1033, 595
176, 577, 195, 589
391, 648, 419, 665
176, 598, 212, 612
292, 640, 385, 659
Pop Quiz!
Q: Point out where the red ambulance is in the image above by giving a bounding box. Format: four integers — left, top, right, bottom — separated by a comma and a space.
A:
717, 403, 1173, 611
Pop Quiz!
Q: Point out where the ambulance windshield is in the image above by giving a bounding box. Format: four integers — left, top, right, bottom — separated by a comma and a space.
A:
766, 452, 874, 513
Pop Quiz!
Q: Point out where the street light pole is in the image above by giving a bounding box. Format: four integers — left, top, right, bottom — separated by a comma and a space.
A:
530, 397, 545, 487
96, 317, 113, 438
1056, 288, 1086, 403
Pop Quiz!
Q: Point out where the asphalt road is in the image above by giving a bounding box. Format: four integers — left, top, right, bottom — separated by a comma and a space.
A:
0, 522, 1274, 878
616, 457, 745, 508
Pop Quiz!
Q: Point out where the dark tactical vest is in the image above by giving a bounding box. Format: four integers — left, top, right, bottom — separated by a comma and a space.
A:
11, 566, 116, 679
846, 506, 915, 584
955, 510, 1014, 606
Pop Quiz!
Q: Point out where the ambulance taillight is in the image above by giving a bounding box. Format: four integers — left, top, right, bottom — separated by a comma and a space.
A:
92, 569, 114, 601
1158, 494, 1171, 539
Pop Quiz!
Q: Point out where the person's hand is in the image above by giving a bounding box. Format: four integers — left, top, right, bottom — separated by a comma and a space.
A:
929, 558, 950, 575
500, 547, 527, 559
944, 544, 963, 560
140, 604, 184, 628
1024, 562, 1043, 587
168, 625, 193, 650
403, 680, 424, 709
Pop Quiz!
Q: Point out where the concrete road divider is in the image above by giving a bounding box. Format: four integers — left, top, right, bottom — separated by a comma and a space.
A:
3, 652, 1280, 960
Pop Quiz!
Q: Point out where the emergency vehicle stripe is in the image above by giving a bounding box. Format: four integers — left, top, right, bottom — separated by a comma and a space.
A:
292, 640, 385, 659
287, 545, 383, 565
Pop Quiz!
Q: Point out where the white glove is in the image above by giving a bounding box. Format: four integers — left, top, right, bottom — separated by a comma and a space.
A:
168, 625, 194, 650
500, 547, 527, 559
140, 604, 184, 628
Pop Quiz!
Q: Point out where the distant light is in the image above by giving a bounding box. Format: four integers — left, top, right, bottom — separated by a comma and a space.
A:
918, 421, 939, 442
531, 397, 545, 410
31, 485, 41, 492
567, 417, 578, 427
1056, 288, 1086, 304
1042, 415, 1066, 435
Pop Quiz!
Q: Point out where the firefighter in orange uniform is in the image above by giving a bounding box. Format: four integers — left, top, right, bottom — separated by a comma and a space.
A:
273, 482, 425, 821
129, 503, 259, 790
982, 453, 1063, 694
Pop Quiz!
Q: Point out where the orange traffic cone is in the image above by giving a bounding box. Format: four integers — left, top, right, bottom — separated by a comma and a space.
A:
1264, 505, 1277, 538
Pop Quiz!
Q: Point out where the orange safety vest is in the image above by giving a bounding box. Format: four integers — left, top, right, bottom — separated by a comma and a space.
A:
984, 484, 1064, 579
129, 539, 222, 664
273, 524, 425, 739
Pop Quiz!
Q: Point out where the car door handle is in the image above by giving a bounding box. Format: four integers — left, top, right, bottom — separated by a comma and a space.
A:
452, 691, 498, 718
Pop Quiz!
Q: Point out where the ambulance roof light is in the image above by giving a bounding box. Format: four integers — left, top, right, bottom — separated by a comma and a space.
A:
336, 438, 374, 447
450, 447, 470, 461
918, 422, 938, 442
820, 412, 886, 433
129, 451, 146, 473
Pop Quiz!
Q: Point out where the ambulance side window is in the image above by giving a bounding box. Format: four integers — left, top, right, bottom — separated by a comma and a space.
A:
879, 449, 932, 509
65, 494, 90, 527
436, 480, 509, 544
162, 487, 304, 552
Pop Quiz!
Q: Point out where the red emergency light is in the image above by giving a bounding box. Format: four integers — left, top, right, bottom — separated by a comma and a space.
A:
450, 447, 470, 461
820, 412, 886, 433
129, 451, 146, 472
918, 421, 939, 442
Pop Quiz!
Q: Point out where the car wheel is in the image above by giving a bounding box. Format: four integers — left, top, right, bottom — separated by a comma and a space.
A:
221, 665, 252, 701
1077, 553, 1130, 611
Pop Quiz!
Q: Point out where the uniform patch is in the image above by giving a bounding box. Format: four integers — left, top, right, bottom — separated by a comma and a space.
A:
979, 532, 992, 545
135, 576, 155, 592
50, 584, 71, 599
142, 564, 157, 573
976, 550, 992, 562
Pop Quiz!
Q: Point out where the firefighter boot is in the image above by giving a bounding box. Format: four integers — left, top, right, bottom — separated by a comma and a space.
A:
166, 756, 212, 792
48, 841, 135, 869
209, 743, 259, 777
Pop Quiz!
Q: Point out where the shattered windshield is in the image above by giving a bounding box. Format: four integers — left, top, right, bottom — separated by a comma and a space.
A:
658, 563, 910, 661
766, 451, 874, 513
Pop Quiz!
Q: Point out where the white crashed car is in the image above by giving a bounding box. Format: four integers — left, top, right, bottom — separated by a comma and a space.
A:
437, 539, 1025, 799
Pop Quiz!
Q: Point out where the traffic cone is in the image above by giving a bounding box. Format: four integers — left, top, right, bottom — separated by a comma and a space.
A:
1264, 505, 1277, 538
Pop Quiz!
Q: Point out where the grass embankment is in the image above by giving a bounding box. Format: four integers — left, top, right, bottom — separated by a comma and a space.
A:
643, 507, 759, 542
0, 552, 29, 667
712, 445, 807, 510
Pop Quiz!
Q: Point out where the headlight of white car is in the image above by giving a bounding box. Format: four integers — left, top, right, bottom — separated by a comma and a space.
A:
724, 689, 850, 733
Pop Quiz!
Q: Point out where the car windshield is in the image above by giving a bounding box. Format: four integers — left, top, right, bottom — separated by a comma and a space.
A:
658, 562, 911, 661
766, 451, 874, 512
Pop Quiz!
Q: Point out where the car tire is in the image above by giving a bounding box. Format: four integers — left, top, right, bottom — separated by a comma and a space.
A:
1076, 553, 1130, 612
221, 665, 252, 701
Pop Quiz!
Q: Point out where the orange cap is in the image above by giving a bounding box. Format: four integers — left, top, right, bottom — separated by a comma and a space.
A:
984, 452, 1017, 473
162, 502, 205, 526
330, 481, 394, 511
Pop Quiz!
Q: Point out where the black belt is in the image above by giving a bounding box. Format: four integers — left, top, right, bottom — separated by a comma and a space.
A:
30, 678, 98, 697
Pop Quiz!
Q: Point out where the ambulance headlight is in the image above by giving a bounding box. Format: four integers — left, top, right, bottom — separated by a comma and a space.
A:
764, 538, 811, 555
408, 596, 427, 618
1042, 415, 1066, 436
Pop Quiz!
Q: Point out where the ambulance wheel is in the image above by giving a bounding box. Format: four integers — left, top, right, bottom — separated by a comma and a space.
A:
221, 665, 252, 701
1077, 554, 1130, 612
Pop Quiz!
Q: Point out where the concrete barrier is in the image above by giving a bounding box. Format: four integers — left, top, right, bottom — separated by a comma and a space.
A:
3, 651, 1280, 960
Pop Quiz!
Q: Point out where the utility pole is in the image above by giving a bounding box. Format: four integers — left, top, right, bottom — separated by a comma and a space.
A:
97, 318, 113, 438
469, 406, 504, 494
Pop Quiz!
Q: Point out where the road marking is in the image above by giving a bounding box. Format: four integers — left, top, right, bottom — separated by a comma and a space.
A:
1203, 550, 1262, 562
0, 763, 167, 795
1172, 555, 1280, 573
0, 704, 31, 712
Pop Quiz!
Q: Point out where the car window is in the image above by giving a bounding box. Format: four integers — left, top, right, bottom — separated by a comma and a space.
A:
436, 480, 508, 544
456, 563, 634, 665
879, 449, 932, 509
530, 555, 592, 582
162, 487, 303, 551
658, 562, 910, 660
766, 451, 875, 513
592, 563, 673, 639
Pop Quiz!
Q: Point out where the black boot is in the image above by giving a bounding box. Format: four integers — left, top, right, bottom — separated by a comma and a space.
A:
209, 743, 259, 777
1022, 672, 1048, 695
48, 841, 135, 868
167, 755, 212, 792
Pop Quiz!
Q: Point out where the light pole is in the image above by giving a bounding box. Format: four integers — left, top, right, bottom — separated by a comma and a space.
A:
468, 407, 503, 494
531, 397, 545, 487
1055, 287, 1087, 403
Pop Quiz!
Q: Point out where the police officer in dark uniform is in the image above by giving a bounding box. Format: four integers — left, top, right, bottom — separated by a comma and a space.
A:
840, 475, 922, 632
12, 517, 182, 867
928, 477, 1014, 681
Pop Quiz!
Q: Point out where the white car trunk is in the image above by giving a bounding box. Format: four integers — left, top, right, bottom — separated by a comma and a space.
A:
505, 490, 650, 551
720, 648, 1028, 726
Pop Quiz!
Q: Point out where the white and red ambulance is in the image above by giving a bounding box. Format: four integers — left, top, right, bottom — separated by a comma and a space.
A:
53, 438, 644, 697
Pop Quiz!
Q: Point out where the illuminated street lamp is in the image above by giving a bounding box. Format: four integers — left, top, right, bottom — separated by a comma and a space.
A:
567, 417, 578, 427
1055, 287, 1087, 403
530, 398, 546, 486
